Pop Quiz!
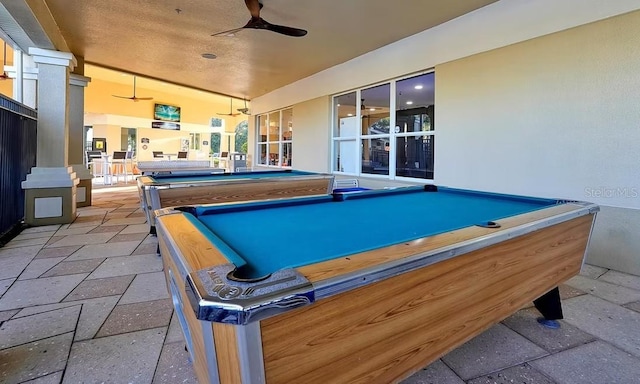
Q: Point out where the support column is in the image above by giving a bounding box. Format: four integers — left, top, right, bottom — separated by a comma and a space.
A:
6, 50, 38, 108
69, 71, 92, 207
21, 48, 79, 226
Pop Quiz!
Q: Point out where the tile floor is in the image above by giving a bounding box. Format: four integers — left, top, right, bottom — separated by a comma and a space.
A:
0, 183, 639, 383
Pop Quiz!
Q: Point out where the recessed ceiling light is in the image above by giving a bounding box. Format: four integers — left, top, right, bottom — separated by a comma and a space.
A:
347, 113, 353, 116
414, 85, 423, 90
406, 101, 413, 105
201, 53, 217, 59
369, 108, 376, 111
337, 103, 341, 107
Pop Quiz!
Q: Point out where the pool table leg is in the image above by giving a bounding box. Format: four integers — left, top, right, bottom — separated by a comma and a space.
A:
533, 286, 563, 320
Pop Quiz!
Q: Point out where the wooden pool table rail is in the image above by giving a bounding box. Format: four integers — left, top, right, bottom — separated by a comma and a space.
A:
301, 203, 593, 288
141, 174, 334, 232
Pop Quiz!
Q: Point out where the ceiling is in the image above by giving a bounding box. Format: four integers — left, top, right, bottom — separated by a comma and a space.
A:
4, 0, 498, 100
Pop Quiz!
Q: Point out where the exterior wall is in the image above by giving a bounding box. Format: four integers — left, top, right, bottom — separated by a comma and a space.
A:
289, 96, 332, 173
436, 11, 640, 274
247, 97, 332, 173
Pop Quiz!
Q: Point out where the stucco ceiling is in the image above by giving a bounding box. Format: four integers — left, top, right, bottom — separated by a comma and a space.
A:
10, 0, 498, 100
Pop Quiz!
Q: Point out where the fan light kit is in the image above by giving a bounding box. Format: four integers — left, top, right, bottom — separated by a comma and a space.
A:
212, 0, 307, 38
237, 98, 250, 115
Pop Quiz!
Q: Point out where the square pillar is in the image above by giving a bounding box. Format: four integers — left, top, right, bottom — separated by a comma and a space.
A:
70, 72, 92, 207
22, 48, 79, 226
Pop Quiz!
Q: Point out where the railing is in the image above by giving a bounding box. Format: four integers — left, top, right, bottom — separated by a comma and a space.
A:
0, 94, 37, 243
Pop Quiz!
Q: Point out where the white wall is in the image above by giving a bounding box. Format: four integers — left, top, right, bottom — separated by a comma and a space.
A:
435, 11, 640, 274
289, 97, 332, 173
435, 11, 640, 208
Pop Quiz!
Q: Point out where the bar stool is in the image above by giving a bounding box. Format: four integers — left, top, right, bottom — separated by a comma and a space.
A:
111, 151, 128, 183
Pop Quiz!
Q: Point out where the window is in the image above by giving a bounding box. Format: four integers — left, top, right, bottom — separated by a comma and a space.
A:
256, 108, 293, 167
395, 73, 435, 179
84, 126, 93, 152
331, 71, 435, 180
189, 132, 201, 151
120, 128, 136, 156
210, 118, 224, 128
210, 133, 221, 154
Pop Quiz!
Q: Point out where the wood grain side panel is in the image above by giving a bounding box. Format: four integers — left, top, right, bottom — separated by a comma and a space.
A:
159, 236, 215, 384
212, 323, 243, 384
261, 214, 593, 384
299, 204, 582, 283
157, 178, 331, 208
157, 214, 229, 271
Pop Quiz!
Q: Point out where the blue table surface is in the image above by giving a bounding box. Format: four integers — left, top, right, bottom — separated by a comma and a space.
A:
186, 186, 560, 279
149, 170, 315, 184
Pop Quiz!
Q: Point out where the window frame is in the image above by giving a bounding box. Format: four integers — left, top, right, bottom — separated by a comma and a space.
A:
255, 107, 293, 168
331, 70, 435, 181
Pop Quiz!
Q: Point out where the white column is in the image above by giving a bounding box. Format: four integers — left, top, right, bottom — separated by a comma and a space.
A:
5, 50, 38, 108
21, 48, 79, 225
69, 73, 92, 207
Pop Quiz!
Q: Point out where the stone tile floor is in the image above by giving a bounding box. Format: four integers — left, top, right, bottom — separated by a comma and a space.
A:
0, 183, 639, 383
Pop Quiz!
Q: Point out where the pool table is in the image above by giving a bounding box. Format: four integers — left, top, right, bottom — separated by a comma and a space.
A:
155, 185, 598, 384
135, 160, 222, 176
137, 170, 334, 233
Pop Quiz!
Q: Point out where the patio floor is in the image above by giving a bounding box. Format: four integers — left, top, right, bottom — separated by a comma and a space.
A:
1, 183, 639, 383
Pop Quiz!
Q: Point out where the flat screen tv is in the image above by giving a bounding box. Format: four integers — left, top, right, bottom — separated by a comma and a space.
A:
154, 103, 181, 122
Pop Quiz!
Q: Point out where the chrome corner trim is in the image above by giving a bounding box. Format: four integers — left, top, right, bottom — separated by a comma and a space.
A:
185, 264, 314, 325
581, 211, 600, 270
202, 319, 221, 384
168, 269, 195, 362
236, 322, 266, 384
313, 203, 599, 300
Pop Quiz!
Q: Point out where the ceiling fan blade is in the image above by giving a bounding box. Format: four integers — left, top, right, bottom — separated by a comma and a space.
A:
243, 18, 307, 37
263, 21, 307, 37
211, 26, 245, 37
112, 75, 153, 101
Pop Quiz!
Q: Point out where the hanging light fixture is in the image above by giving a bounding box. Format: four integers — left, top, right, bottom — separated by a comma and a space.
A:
0, 42, 9, 80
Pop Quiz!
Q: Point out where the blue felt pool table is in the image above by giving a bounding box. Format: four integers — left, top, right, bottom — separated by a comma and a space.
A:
136, 169, 334, 233
155, 185, 598, 384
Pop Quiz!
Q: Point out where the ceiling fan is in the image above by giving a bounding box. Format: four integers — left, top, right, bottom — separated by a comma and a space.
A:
218, 98, 242, 117
112, 76, 153, 102
212, 0, 307, 38
237, 98, 250, 115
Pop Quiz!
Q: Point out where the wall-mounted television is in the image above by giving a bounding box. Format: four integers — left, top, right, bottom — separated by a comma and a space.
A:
154, 103, 181, 122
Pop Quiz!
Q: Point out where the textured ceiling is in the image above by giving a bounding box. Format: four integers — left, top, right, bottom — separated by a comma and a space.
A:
38, 0, 497, 100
